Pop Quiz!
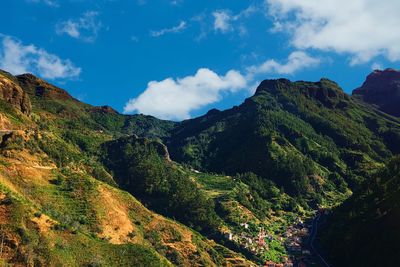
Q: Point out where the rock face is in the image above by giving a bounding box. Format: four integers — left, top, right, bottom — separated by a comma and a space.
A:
16, 73, 76, 101
353, 68, 400, 117
0, 71, 32, 115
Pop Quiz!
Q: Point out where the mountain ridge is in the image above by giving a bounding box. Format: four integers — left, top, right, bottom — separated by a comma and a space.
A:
0, 70, 256, 266
0, 68, 400, 266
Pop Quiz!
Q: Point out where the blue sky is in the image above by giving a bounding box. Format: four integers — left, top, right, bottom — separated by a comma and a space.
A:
1, 0, 400, 120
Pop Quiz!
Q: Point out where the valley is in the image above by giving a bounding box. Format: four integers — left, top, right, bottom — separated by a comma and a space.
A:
0, 68, 399, 266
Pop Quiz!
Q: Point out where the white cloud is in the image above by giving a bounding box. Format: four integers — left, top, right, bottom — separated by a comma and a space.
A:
371, 62, 382, 70
150, 21, 187, 37
191, 13, 209, 41
234, 5, 258, 20
266, 0, 400, 64
213, 10, 233, 33
27, 0, 59, 7
124, 51, 319, 120
0, 35, 81, 80
56, 11, 102, 42
213, 6, 257, 34
246, 51, 320, 79
124, 68, 247, 120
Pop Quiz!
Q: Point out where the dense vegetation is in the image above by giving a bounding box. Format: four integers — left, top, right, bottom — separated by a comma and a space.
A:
0, 70, 252, 266
101, 136, 221, 233
321, 156, 400, 266
165, 78, 400, 206
1, 69, 400, 266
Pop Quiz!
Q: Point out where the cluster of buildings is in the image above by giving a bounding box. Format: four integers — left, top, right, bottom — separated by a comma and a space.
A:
225, 214, 322, 267
225, 226, 272, 256
265, 260, 293, 267
283, 217, 318, 266
224, 224, 295, 267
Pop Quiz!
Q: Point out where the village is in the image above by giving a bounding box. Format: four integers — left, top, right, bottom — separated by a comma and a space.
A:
224, 211, 324, 267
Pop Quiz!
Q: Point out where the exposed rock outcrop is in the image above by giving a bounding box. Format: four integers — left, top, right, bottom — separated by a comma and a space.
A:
16, 73, 76, 101
0, 71, 32, 115
353, 68, 400, 117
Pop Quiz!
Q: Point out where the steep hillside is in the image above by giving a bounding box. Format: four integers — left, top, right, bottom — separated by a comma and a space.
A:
101, 135, 298, 264
353, 68, 400, 117
15, 72, 175, 140
0, 72, 31, 115
2, 68, 400, 266
0, 132, 249, 266
0, 71, 253, 266
320, 156, 400, 267
101, 135, 221, 234
166, 78, 400, 204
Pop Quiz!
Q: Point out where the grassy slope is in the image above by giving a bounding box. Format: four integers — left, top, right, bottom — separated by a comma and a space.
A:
2, 71, 400, 266
0, 71, 253, 267
101, 135, 294, 263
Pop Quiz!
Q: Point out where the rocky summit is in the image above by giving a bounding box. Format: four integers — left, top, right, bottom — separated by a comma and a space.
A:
0, 70, 32, 115
353, 68, 400, 116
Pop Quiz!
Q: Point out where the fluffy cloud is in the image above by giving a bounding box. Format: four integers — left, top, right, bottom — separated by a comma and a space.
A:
124, 51, 318, 120
124, 68, 247, 120
0, 35, 81, 80
56, 11, 102, 42
246, 51, 320, 79
150, 21, 187, 37
266, 0, 400, 64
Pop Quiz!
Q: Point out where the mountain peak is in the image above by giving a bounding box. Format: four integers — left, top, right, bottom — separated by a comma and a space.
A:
353, 68, 400, 116
0, 70, 32, 115
254, 77, 349, 107
16, 73, 76, 101
255, 78, 292, 95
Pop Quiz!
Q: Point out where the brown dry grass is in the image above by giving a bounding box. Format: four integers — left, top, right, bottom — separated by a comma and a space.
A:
96, 186, 136, 244
31, 214, 56, 234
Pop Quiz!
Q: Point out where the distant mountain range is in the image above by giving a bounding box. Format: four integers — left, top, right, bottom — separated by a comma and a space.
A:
0, 68, 399, 266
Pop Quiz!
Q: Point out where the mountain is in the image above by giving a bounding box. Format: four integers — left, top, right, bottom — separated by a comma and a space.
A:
15, 71, 176, 139
320, 156, 400, 266
353, 68, 400, 117
1, 68, 400, 266
0, 70, 253, 266
165, 78, 400, 202
0, 70, 31, 115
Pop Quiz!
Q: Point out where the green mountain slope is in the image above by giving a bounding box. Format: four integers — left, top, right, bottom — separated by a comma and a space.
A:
165, 78, 400, 203
320, 156, 400, 267
16, 72, 176, 139
0, 70, 254, 266
100, 135, 297, 263
101, 135, 221, 234
1, 68, 400, 266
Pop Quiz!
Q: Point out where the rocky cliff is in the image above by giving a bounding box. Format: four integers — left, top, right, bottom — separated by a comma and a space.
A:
0, 70, 31, 115
353, 68, 400, 116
